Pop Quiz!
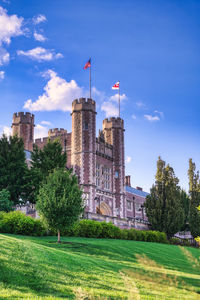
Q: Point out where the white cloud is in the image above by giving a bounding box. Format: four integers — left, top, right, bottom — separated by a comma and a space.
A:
34, 124, 49, 139
33, 31, 46, 42
33, 14, 46, 25
144, 114, 160, 122
24, 70, 84, 112
0, 47, 9, 65
154, 110, 164, 118
109, 93, 127, 102
126, 156, 132, 163
17, 47, 63, 62
131, 114, 136, 120
41, 120, 51, 126
1, 126, 11, 136
0, 6, 23, 45
101, 101, 118, 117
0, 70, 4, 79
136, 101, 146, 109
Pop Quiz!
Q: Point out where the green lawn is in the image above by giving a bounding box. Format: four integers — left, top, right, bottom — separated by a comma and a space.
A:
0, 234, 199, 299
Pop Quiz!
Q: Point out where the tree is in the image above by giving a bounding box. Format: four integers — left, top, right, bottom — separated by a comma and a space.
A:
188, 159, 200, 237
0, 189, 13, 212
0, 134, 28, 204
36, 168, 84, 242
195, 206, 200, 244
180, 189, 190, 231
144, 157, 184, 238
28, 139, 67, 203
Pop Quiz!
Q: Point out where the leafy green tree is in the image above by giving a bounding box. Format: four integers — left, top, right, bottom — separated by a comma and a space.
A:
28, 139, 67, 203
195, 206, 200, 244
0, 134, 28, 204
145, 157, 184, 238
36, 168, 84, 242
188, 159, 200, 237
180, 189, 190, 231
0, 189, 13, 212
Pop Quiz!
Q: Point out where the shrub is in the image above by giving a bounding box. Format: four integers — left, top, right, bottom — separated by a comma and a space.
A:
0, 211, 45, 236
127, 228, 137, 240
169, 237, 181, 245
64, 219, 168, 244
76, 219, 103, 238
99, 222, 121, 239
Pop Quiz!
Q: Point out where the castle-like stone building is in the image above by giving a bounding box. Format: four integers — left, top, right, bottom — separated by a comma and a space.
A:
12, 98, 149, 229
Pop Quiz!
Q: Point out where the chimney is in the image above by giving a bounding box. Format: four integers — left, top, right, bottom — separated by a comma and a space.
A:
125, 175, 131, 187
136, 186, 143, 191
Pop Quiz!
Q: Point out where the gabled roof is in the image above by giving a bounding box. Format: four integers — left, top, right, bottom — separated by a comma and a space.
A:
125, 185, 149, 198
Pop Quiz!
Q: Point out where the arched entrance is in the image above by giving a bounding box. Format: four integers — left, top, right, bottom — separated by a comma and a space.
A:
96, 201, 112, 216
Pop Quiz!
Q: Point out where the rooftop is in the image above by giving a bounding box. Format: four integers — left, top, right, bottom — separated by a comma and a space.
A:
125, 186, 149, 198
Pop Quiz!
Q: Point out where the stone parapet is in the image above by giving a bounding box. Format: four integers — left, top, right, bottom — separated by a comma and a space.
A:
72, 98, 96, 113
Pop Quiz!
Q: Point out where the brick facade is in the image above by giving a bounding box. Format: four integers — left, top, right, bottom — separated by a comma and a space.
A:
12, 98, 149, 229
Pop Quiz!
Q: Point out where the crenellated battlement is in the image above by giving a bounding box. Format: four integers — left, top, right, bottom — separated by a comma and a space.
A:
48, 128, 67, 137
35, 137, 49, 144
12, 112, 34, 124
103, 117, 124, 129
72, 98, 96, 113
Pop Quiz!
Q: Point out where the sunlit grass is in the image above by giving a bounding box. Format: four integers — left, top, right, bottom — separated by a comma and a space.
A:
0, 234, 199, 299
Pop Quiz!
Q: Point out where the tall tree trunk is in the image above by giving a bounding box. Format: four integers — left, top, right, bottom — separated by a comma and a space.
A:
57, 230, 61, 243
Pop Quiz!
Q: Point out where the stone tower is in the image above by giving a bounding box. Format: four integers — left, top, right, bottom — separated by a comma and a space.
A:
71, 98, 96, 211
103, 117, 125, 218
12, 112, 34, 151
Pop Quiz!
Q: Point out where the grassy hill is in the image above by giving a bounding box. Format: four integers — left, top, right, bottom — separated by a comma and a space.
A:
0, 234, 199, 299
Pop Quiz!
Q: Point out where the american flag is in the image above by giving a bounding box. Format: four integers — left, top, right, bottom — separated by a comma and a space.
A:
83, 58, 91, 69
112, 81, 119, 89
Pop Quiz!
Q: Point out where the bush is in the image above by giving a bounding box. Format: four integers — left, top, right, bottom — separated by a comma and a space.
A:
169, 237, 191, 247
75, 219, 103, 238
169, 237, 181, 245
0, 211, 45, 236
64, 219, 168, 244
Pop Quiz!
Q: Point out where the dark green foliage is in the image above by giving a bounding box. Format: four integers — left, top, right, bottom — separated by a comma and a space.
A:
188, 159, 200, 237
180, 190, 190, 231
0, 189, 13, 212
36, 168, 84, 242
145, 157, 184, 238
169, 237, 192, 247
0, 135, 29, 204
65, 219, 168, 243
0, 211, 45, 236
28, 139, 67, 203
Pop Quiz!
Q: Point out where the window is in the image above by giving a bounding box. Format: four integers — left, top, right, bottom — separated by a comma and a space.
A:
104, 167, 111, 190
85, 123, 88, 130
115, 171, 119, 178
135, 203, 141, 212
127, 200, 132, 210
96, 164, 101, 186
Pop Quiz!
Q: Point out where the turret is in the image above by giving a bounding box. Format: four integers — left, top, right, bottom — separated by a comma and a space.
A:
71, 98, 96, 212
103, 117, 125, 218
12, 112, 35, 151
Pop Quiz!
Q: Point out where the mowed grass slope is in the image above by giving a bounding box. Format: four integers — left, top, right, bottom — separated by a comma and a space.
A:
0, 234, 200, 299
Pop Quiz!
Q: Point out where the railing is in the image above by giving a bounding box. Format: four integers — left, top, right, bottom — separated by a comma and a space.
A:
84, 212, 149, 229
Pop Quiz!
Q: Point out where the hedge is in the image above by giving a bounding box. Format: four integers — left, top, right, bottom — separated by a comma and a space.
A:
0, 211, 45, 236
65, 219, 168, 243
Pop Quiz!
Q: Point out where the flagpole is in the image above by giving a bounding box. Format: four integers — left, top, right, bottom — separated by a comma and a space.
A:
89, 58, 91, 99
118, 81, 120, 118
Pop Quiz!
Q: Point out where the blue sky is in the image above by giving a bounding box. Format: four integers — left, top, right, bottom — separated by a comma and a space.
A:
0, 0, 200, 192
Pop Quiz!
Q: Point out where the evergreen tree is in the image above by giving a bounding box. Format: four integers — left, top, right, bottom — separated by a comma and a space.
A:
28, 139, 67, 203
188, 159, 200, 237
145, 157, 184, 238
0, 135, 28, 204
0, 189, 13, 212
180, 189, 190, 231
36, 168, 84, 242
